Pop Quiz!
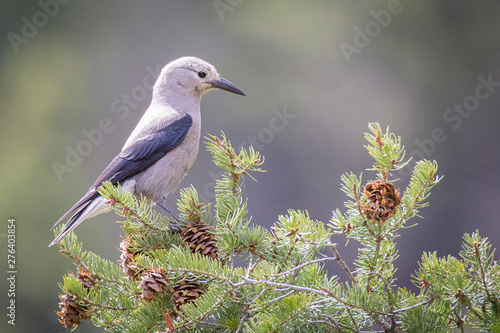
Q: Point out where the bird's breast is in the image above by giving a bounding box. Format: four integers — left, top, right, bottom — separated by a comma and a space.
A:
132, 119, 201, 200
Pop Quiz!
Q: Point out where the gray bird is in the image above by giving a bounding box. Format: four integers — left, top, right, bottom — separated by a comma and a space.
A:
50, 57, 246, 246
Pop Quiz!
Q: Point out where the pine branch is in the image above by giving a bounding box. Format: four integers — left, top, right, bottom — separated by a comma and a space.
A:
83, 299, 134, 312
271, 256, 340, 278
98, 181, 172, 232
54, 124, 500, 332
472, 239, 494, 304
330, 245, 357, 285
321, 285, 388, 317
391, 297, 434, 314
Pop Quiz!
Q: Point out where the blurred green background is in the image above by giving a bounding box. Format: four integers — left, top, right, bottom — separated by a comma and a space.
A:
1, 1, 499, 332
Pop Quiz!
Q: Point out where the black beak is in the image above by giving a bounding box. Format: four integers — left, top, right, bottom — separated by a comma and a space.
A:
211, 77, 246, 96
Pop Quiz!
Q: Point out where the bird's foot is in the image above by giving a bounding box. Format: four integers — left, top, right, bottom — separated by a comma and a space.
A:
168, 222, 180, 233
156, 202, 183, 233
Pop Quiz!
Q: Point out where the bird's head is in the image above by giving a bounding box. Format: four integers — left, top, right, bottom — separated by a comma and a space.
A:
155, 57, 246, 100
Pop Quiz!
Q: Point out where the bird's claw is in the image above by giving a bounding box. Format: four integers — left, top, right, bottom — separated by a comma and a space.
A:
168, 222, 180, 233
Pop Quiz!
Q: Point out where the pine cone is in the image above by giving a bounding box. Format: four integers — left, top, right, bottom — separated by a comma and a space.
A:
57, 294, 91, 329
139, 269, 169, 302
119, 237, 143, 280
76, 269, 97, 290
362, 180, 401, 222
170, 279, 204, 309
181, 222, 218, 259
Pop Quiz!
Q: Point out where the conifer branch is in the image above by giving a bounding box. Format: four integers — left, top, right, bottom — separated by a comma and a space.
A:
390, 161, 439, 233
174, 288, 233, 331
472, 239, 494, 304
265, 290, 295, 304
232, 276, 329, 297
271, 256, 340, 278
391, 297, 434, 314
98, 183, 172, 232
54, 124, 500, 332
58, 249, 90, 272
83, 299, 134, 312
320, 286, 388, 317
330, 245, 357, 285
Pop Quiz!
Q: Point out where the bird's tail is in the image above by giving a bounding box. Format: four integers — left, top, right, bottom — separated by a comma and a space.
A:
49, 196, 107, 247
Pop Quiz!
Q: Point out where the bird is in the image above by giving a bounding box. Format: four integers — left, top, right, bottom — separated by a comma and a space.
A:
50, 56, 246, 246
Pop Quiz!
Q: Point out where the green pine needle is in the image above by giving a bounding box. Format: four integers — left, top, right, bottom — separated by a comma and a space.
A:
53, 125, 499, 332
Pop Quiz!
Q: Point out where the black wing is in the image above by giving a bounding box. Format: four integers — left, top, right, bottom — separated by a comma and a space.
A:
52, 114, 193, 228
91, 114, 192, 188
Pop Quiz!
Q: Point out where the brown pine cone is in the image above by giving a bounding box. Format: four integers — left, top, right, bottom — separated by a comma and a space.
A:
170, 279, 204, 310
57, 294, 91, 329
76, 269, 97, 290
362, 180, 401, 223
119, 237, 143, 280
181, 222, 218, 259
139, 269, 169, 302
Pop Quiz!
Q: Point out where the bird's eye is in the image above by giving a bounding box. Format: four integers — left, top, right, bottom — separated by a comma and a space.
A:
197, 71, 207, 78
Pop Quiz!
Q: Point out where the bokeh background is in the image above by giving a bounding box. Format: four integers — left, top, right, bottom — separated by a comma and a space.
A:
1, 1, 499, 332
